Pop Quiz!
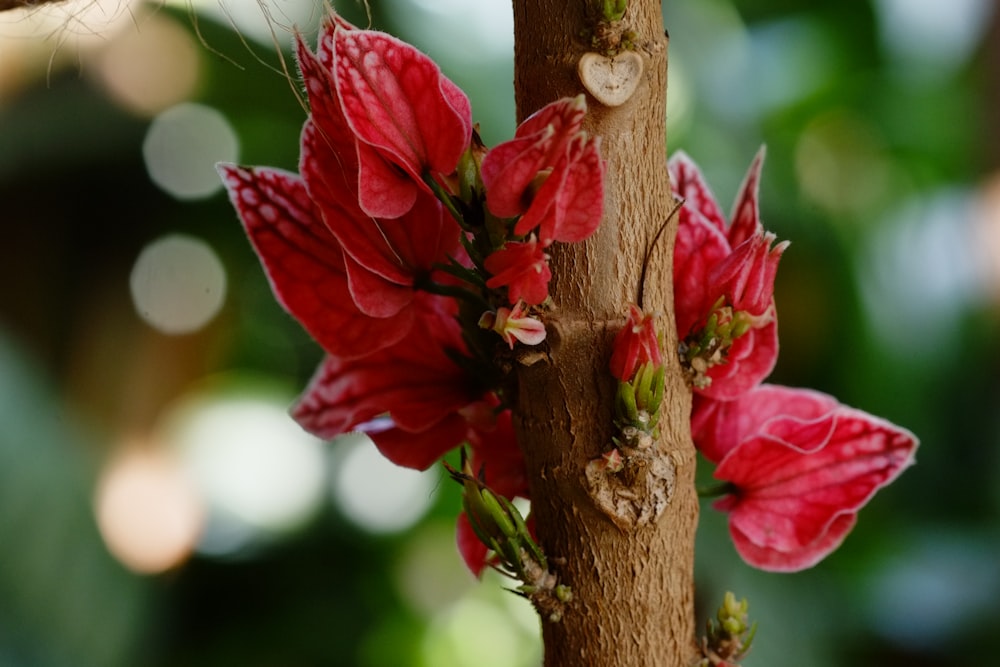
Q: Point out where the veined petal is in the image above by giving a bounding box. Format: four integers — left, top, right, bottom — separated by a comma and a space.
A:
709, 385, 918, 571
291, 308, 478, 439
673, 208, 731, 336
668, 150, 727, 233
727, 146, 766, 248
541, 135, 604, 243
698, 319, 778, 401
729, 512, 857, 572
218, 164, 410, 358
334, 23, 471, 217
483, 96, 595, 228
693, 385, 842, 463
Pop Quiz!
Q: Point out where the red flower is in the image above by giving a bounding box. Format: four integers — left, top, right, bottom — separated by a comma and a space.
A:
609, 305, 663, 382
481, 96, 604, 244
329, 17, 472, 218
671, 148, 787, 399
484, 235, 552, 305
695, 385, 918, 572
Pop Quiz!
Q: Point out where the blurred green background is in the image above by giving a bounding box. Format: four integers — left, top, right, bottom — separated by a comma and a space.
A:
1, 0, 997, 665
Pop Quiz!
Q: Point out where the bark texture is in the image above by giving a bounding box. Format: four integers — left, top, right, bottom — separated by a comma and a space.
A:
511, 1, 698, 666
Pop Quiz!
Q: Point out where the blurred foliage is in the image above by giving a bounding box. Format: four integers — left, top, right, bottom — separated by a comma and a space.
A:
0, 0, 998, 666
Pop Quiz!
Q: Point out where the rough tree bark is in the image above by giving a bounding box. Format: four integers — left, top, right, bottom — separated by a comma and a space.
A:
511, 1, 698, 666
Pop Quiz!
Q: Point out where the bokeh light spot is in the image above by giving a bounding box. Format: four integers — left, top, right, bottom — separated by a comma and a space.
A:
142, 102, 238, 200
421, 595, 539, 667
96, 12, 202, 117
129, 233, 227, 335
95, 443, 204, 574
166, 394, 327, 556
329, 433, 437, 534
395, 521, 475, 616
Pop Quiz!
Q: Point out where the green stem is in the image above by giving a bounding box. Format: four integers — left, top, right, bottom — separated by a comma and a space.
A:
696, 481, 738, 498
424, 173, 467, 227
415, 275, 491, 312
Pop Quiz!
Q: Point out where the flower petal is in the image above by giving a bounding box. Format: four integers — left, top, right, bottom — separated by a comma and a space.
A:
334, 23, 471, 217
711, 387, 918, 571
457, 512, 491, 577
668, 150, 727, 233
727, 146, 766, 248
673, 207, 731, 336
218, 164, 410, 358
291, 308, 478, 439
698, 319, 778, 401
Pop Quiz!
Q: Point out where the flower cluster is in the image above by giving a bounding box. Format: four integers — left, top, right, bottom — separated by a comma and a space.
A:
669, 150, 918, 571
221, 12, 916, 580
219, 16, 603, 577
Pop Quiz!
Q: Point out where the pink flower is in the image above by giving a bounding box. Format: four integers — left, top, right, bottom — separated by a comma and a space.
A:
695, 385, 918, 572
479, 302, 547, 348
329, 17, 472, 218
671, 148, 787, 399
484, 235, 552, 305
481, 96, 604, 244
609, 305, 663, 381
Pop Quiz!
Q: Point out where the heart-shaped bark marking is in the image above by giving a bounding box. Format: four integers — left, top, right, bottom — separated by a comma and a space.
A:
577, 51, 644, 107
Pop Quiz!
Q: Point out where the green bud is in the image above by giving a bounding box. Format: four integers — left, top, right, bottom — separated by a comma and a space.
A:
730, 311, 753, 339
722, 617, 744, 635
616, 380, 640, 424
479, 487, 518, 541
601, 0, 628, 22
634, 362, 654, 410
555, 585, 573, 602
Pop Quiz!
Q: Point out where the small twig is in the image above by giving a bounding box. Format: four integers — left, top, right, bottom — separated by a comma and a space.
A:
0, 0, 66, 11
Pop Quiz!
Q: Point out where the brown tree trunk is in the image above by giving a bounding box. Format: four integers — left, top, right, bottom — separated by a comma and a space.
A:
511, 1, 698, 666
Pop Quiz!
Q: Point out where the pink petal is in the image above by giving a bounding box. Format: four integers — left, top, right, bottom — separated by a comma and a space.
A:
673, 208, 731, 336
343, 251, 413, 318
729, 513, 857, 572
218, 164, 410, 359
291, 307, 477, 438
515, 95, 586, 142
300, 121, 404, 284
698, 319, 778, 401
302, 122, 462, 289
692, 385, 844, 463
668, 151, 727, 233
709, 232, 787, 318
355, 140, 419, 219
543, 136, 605, 243
295, 32, 351, 158
334, 25, 471, 216
609, 305, 663, 382
481, 132, 551, 218
482, 96, 590, 222
727, 146, 766, 248
713, 390, 918, 570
